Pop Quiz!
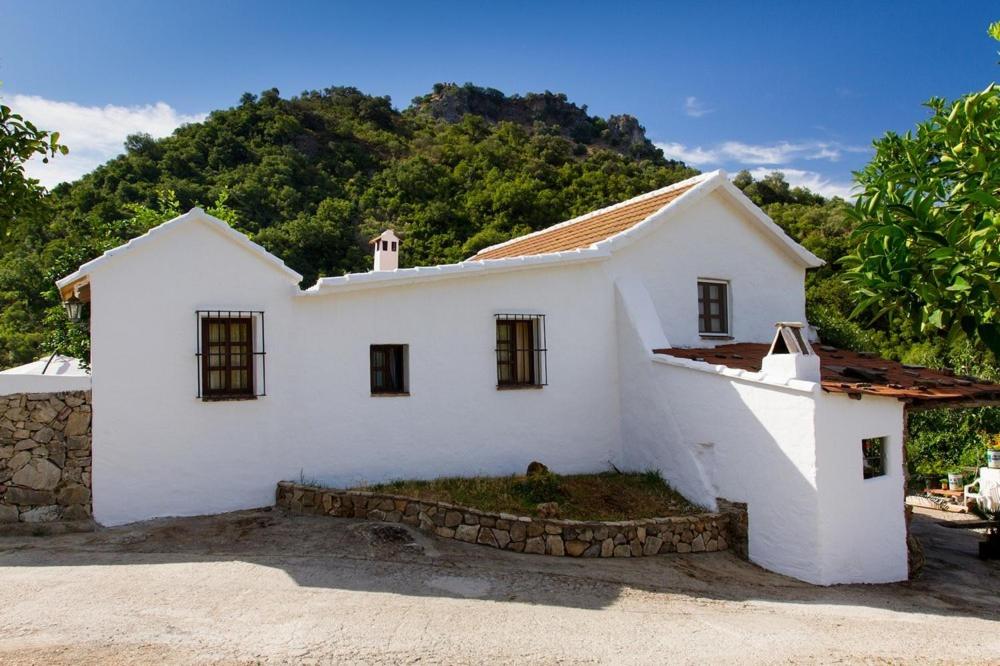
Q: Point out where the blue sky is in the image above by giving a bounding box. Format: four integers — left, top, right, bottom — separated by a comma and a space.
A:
2, 1, 997, 197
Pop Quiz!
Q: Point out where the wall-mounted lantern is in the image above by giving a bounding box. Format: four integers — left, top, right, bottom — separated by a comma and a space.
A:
63, 295, 84, 323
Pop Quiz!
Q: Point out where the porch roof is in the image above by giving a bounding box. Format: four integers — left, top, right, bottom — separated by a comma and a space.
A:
656, 343, 1000, 408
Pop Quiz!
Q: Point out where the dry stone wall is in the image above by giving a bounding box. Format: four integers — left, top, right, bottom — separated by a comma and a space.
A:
0, 391, 92, 523
277, 482, 748, 559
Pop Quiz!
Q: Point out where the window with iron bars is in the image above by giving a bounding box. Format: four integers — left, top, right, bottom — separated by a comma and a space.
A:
195, 310, 266, 400
495, 314, 547, 388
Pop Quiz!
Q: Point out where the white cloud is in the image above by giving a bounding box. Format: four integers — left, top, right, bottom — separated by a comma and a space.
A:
684, 96, 714, 118
656, 139, 866, 167
747, 167, 856, 200
5, 94, 207, 187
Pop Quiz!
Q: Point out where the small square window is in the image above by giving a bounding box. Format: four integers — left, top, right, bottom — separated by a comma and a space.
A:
370, 344, 408, 395
862, 437, 887, 479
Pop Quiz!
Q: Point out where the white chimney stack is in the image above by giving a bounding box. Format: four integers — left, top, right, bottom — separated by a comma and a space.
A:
371, 230, 401, 272
761, 321, 821, 382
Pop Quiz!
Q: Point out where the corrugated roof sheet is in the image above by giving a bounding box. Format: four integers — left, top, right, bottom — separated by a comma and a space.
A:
656, 343, 1000, 407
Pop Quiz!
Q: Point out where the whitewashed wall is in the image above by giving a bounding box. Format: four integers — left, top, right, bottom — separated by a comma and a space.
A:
89, 220, 300, 526
814, 392, 908, 583
614, 272, 907, 585
608, 192, 808, 347
82, 193, 908, 585
88, 216, 622, 526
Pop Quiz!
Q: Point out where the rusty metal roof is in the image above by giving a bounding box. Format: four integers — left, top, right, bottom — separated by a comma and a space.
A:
656, 343, 1000, 408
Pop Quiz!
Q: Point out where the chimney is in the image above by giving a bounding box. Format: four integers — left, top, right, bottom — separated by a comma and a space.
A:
370, 230, 401, 272
761, 322, 821, 382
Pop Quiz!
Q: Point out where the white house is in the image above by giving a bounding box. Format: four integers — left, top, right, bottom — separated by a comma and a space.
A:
53, 170, 998, 585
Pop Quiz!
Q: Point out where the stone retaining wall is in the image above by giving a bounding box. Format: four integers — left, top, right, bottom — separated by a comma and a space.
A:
0, 391, 92, 523
277, 481, 748, 558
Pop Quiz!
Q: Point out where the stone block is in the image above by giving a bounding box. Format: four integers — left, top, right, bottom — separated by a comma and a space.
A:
545, 534, 565, 556
66, 436, 89, 451
691, 534, 706, 552
62, 504, 90, 520
524, 537, 545, 554
454, 524, 478, 543
583, 543, 602, 558
492, 528, 511, 549
676, 542, 692, 553
444, 510, 462, 528
63, 412, 90, 437
613, 544, 631, 557
12, 459, 61, 490
56, 484, 90, 506
509, 522, 526, 542
544, 523, 562, 535
7, 451, 31, 472
526, 522, 544, 538
32, 427, 54, 444
564, 540, 589, 557
0, 504, 18, 522
601, 538, 614, 557
20, 505, 61, 522
477, 527, 498, 548
434, 526, 455, 539
643, 536, 663, 556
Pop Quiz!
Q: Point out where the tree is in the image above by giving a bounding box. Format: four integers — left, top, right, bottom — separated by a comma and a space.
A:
843, 83, 1000, 357
0, 96, 68, 235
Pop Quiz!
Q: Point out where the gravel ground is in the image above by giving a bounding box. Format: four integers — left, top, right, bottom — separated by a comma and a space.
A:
0, 506, 997, 664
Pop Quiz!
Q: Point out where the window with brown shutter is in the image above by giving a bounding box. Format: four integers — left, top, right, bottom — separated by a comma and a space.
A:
370, 344, 408, 395
495, 314, 547, 388
196, 310, 265, 400
698, 280, 730, 336
201, 317, 255, 399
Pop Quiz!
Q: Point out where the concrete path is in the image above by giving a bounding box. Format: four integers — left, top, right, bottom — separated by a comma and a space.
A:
0, 507, 997, 664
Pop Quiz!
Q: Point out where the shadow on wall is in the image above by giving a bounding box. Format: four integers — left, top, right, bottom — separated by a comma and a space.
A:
0, 508, 996, 622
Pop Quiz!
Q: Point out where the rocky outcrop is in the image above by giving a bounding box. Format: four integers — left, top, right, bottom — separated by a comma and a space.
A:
0, 391, 92, 524
277, 482, 748, 559
411, 83, 669, 162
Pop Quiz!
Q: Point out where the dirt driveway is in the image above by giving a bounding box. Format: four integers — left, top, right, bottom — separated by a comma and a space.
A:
0, 507, 997, 664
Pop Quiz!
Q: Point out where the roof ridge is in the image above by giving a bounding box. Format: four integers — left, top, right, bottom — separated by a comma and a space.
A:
473, 171, 715, 258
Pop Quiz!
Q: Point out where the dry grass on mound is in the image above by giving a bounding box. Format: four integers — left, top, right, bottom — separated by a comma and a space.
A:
357, 470, 700, 521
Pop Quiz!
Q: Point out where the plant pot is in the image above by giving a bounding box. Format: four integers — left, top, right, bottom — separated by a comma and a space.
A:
948, 473, 964, 491
987, 449, 1000, 469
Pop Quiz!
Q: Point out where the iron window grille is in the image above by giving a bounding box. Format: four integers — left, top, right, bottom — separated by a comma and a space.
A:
495, 314, 547, 388
862, 436, 886, 479
698, 280, 730, 336
195, 310, 266, 400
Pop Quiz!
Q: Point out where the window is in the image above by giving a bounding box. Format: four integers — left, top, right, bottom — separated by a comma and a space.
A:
495, 314, 547, 388
862, 437, 887, 479
698, 280, 729, 336
371, 345, 408, 394
196, 310, 265, 400
200, 317, 255, 399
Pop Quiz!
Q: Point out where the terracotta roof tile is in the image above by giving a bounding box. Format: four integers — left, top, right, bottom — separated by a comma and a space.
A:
656, 343, 1000, 407
473, 180, 699, 260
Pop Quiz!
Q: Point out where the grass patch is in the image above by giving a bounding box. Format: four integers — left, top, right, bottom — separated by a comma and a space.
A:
355, 470, 699, 521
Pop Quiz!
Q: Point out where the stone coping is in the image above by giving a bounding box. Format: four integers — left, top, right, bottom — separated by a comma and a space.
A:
277, 481, 747, 559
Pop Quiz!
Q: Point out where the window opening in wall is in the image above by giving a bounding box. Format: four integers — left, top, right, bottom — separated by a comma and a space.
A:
371, 344, 408, 394
862, 436, 886, 479
495, 314, 547, 388
698, 280, 730, 336
195, 311, 265, 400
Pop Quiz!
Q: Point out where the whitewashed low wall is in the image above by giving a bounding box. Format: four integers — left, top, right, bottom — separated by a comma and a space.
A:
0, 374, 91, 397
614, 279, 907, 585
